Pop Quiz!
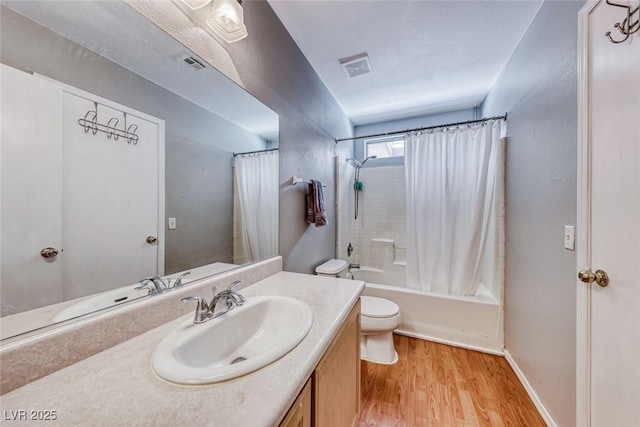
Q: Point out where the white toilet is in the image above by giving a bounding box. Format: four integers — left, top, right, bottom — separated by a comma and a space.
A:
315, 259, 401, 365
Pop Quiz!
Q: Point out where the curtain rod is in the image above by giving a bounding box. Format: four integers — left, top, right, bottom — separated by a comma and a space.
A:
334, 113, 507, 143
232, 147, 279, 157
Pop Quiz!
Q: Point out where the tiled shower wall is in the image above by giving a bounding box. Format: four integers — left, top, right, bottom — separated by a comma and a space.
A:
480, 139, 506, 300
336, 161, 407, 281
355, 166, 407, 269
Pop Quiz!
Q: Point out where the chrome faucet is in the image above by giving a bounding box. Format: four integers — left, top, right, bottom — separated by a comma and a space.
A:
135, 276, 170, 294
135, 272, 193, 295
171, 271, 192, 288
182, 280, 245, 324
181, 296, 210, 323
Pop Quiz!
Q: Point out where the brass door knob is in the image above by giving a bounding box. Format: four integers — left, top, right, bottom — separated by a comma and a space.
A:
146, 236, 157, 244
578, 269, 609, 287
40, 247, 59, 258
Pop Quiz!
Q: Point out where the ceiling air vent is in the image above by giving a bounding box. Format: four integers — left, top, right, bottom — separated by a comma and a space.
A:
339, 53, 373, 78
176, 54, 207, 71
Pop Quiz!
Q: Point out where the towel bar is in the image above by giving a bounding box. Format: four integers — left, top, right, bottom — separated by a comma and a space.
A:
292, 176, 326, 187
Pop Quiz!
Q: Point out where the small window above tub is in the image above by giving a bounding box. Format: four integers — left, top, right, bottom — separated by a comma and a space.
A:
365, 136, 405, 159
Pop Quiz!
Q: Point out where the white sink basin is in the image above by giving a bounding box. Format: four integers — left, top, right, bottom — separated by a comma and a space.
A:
52, 285, 145, 323
151, 295, 314, 385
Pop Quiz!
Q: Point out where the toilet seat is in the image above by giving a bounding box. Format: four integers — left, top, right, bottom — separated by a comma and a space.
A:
361, 296, 399, 318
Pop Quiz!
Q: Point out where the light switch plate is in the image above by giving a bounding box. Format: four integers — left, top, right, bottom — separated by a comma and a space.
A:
564, 225, 575, 250
168, 217, 177, 230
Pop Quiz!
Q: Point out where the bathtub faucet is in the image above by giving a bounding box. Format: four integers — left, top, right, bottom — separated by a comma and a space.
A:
349, 263, 361, 270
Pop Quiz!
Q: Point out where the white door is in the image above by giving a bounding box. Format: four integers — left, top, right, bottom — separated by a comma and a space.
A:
0, 64, 64, 315
578, 2, 640, 426
62, 92, 162, 300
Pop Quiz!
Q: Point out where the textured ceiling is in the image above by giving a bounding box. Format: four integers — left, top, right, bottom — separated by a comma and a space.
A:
267, 0, 543, 125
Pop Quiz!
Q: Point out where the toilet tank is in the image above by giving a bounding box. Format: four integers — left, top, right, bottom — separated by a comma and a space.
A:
315, 259, 348, 278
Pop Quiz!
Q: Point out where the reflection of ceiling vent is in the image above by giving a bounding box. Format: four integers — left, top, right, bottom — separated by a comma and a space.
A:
339, 53, 373, 78
176, 54, 207, 71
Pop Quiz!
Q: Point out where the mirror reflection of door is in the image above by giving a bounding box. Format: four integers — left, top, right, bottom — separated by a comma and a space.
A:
62, 92, 162, 301
1, 64, 64, 315
1, 65, 163, 316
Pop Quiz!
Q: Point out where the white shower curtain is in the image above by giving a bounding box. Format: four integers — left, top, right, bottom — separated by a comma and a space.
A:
233, 151, 279, 264
405, 121, 505, 296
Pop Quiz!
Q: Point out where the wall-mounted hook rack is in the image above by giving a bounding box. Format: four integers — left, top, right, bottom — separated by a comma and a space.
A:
605, 0, 639, 43
77, 105, 139, 145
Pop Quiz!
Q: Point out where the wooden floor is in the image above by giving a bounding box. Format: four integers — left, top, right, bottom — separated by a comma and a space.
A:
358, 335, 546, 427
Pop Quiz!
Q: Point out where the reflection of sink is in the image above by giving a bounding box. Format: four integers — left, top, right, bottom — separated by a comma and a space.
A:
151, 296, 314, 385
52, 286, 145, 322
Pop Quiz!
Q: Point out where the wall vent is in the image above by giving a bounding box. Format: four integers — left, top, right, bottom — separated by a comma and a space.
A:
176, 54, 207, 71
339, 53, 373, 78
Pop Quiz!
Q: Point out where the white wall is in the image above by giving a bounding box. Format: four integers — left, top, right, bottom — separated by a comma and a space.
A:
481, 2, 584, 425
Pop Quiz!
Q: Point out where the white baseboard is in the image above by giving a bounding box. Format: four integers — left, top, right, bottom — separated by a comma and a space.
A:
394, 330, 504, 356
503, 349, 557, 427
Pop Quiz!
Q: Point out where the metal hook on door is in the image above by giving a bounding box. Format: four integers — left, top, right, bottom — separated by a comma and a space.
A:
605, 0, 640, 43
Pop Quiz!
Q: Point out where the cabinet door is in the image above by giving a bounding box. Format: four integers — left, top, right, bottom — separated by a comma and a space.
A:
280, 378, 312, 427
314, 301, 361, 427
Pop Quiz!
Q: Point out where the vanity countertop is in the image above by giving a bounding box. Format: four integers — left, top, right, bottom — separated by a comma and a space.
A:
0, 272, 364, 426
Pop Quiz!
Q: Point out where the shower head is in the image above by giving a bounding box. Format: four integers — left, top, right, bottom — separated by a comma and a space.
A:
348, 155, 377, 172
360, 155, 377, 167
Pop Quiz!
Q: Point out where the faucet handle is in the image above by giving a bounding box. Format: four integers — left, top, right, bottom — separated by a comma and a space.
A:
181, 296, 210, 324
224, 280, 245, 306
151, 276, 170, 291
134, 281, 153, 294
181, 295, 209, 308
136, 277, 159, 293
227, 280, 242, 290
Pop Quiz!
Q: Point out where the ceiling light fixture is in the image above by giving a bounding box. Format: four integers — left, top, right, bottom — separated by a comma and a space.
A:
180, 0, 211, 10
206, 0, 247, 43
176, 0, 248, 43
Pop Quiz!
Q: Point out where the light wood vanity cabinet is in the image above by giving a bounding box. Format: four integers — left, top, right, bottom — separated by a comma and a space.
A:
280, 378, 312, 427
280, 301, 361, 427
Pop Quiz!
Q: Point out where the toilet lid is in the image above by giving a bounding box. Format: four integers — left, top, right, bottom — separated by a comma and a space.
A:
360, 296, 399, 318
315, 259, 348, 275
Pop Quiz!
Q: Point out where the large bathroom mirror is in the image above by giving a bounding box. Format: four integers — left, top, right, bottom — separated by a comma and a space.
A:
0, 1, 279, 340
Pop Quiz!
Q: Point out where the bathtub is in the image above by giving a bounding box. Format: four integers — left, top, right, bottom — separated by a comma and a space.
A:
353, 266, 504, 354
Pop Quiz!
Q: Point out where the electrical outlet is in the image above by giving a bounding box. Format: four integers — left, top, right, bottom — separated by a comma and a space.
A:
564, 225, 575, 251
168, 217, 177, 230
